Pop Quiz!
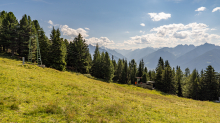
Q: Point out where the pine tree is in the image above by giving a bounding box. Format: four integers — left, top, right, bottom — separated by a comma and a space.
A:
0, 11, 8, 52
202, 65, 218, 100
138, 59, 144, 78
103, 52, 114, 82
50, 27, 66, 71
129, 59, 137, 85
161, 65, 176, 94
176, 66, 183, 97
67, 34, 90, 73
91, 43, 101, 78
142, 73, 147, 83
1, 12, 19, 56
117, 59, 124, 83
121, 60, 128, 84
155, 57, 164, 90
185, 68, 190, 77
100, 52, 105, 79
112, 59, 117, 82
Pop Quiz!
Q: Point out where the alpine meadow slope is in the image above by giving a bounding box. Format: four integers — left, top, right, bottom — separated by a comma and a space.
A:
0, 55, 220, 122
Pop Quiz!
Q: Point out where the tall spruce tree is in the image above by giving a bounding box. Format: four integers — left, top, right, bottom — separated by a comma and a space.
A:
161, 65, 176, 94
91, 43, 101, 78
176, 66, 183, 97
117, 59, 124, 83
201, 65, 218, 100
129, 59, 137, 85
155, 57, 164, 90
1, 12, 18, 56
138, 59, 144, 78
103, 52, 114, 82
121, 60, 128, 84
67, 34, 90, 73
50, 27, 66, 71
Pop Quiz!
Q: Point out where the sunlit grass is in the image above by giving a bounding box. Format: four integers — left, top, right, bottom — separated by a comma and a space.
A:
0, 55, 220, 122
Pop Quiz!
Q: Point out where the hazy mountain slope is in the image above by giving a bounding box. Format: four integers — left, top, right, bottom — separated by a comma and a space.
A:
169, 44, 195, 57
125, 47, 156, 61
175, 43, 220, 66
141, 49, 176, 70
114, 49, 132, 56
88, 44, 125, 61
102, 47, 126, 60
182, 49, 220, 72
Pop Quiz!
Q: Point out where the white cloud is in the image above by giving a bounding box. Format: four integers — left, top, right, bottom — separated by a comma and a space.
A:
48, 20, 59, 28
123, 23, 220, 48
212, 7, 220, 12
148, 12, 171, 21
140, 30, 145, 34
195, 7, 206, 11
211, 28, 216, 30
48, 20, 53, 25
48, 25, 52, 28
140, 23, 145, 26
60, 25, 89, 38
125, 31, 129, 33
86, 37, 115, 47
85, 27, 90, 30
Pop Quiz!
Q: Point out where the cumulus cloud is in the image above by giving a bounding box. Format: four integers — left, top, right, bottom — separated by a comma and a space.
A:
60, 25, 89, 38
140, 23, 145, 26
148, 12, 171, 21
48, 20, 59, 28
86, 37, 115, 46
85, 27, 90, 30
48, 20, 53, 25
195, 7, 206, 11
123, 22, 220, 48
212, 7, 220, 12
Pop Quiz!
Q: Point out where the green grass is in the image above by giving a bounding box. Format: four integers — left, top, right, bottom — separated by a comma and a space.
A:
0, 55, 220, 123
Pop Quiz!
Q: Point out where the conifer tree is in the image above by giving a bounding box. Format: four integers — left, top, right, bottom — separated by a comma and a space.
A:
201, 65, 218, 100
138, 59, 144, 78
121, 60, 128, 84
112, 59, 117, 81
103, 52, 114, 82
91, 43, 101, 78
161, 65, 176, 94
176, 66, 183, 97
100, 52, 105, 78
117, 59, 124, 83
67, 34, 90, 73
155, 57, 164, 90
129, 59, 137, 84
0, 11, 8, 52
1, 12, 18, 56
50, 27, 66, 71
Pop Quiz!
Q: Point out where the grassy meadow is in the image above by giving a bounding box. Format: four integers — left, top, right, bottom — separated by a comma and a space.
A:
0, 55, 220, 123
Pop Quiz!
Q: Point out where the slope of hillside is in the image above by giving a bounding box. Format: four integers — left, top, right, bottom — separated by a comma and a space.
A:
0, 55, 220, 122
182, 49, 220, 72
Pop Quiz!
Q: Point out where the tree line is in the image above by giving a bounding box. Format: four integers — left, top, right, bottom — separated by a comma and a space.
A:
0, 11, 220, 101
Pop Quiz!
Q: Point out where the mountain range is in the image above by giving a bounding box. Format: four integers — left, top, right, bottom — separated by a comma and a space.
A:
89, 43, 220, 72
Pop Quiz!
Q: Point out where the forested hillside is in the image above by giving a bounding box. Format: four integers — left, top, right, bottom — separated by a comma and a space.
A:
0, 10, 220, 101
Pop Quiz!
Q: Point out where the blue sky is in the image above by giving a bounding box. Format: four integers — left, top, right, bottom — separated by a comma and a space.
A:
1, 0, 220, 49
